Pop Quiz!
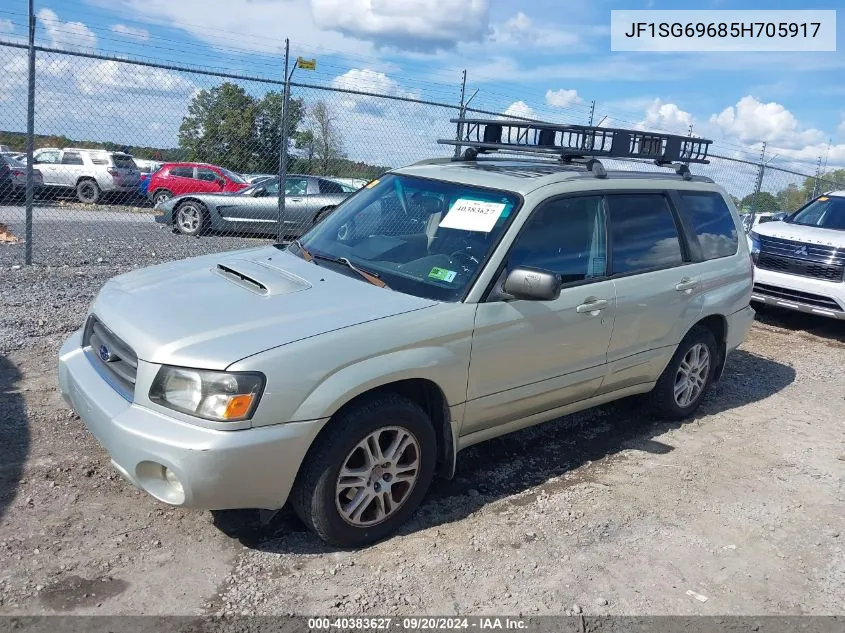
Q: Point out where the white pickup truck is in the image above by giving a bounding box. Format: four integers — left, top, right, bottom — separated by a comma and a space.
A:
750, 191, 845, 320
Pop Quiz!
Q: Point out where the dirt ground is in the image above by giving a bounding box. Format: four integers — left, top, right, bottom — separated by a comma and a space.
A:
1, 262, 843, 616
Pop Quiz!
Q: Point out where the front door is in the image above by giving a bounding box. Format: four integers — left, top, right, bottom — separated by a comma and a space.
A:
463, 194, 616, 435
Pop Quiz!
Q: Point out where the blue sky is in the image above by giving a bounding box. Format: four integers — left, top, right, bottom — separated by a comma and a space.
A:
0, 0, 843, 178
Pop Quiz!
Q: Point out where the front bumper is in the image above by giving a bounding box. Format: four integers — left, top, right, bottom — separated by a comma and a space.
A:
751, 267, 845, 320
58, 332, 326, 510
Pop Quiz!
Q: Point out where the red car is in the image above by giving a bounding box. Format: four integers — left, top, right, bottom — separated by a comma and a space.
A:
148, 162, 248, 205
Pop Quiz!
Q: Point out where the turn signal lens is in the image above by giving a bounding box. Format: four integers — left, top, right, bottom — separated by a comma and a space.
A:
223, 394, 255, 420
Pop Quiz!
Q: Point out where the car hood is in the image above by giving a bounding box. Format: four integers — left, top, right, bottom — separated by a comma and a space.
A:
753, 220, 845, 247
91, 247, 438, 369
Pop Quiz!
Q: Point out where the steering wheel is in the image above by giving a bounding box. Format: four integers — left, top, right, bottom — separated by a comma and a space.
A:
450, 250, 479, 268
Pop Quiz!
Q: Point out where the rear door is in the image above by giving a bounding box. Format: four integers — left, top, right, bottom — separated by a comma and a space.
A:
602, 192, 702, 392
167, 166, 197, 196
58, 150, 86, 188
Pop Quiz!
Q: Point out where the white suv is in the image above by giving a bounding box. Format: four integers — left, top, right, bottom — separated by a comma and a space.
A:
750, 191, 845, 320
31, 148, 140, 203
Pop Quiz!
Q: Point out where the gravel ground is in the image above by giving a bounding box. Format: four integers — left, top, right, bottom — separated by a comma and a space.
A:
0, 240, 843, 616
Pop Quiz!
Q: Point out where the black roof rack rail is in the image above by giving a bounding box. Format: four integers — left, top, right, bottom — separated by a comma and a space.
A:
438, 118, 712, 177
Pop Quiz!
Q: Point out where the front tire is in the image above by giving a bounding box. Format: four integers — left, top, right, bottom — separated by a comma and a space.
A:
292, 394, 437, 547
649, 325, 717, 420
76, 179, 101, 204
175, 201, 206, 236
152, 189, 172, 206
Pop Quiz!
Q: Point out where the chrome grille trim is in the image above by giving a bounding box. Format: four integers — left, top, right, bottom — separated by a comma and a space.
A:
82, 316, 138, 401
752, 283, 843, 312
756, 234, 845, 281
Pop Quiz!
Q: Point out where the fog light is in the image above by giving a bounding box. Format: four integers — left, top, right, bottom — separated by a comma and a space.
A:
162, 466, 184, 496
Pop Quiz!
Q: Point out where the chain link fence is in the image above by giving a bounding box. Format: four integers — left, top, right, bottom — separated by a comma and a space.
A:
1, 40, 843, 268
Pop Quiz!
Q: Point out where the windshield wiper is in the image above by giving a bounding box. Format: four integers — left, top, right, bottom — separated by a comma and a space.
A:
311, 252, 389, 289
291, 238, 314, 263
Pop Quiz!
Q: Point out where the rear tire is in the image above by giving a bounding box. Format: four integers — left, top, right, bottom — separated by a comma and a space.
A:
291, 394, 436, 547
175, 200, 206, 236
76, 179, 100, 204
649, 325, 717, 420
152, 189, 172, 206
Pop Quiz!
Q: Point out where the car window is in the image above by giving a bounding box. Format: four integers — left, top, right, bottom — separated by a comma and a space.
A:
678, 192, 738, 260
218, 168, 246, 184
111, 154, 137, 169
196, 168, 220, 182
61, 152, 84, 165
169, 166, 194, 178
35, 150, 60, 164
90, 155, 109, 165
608, 194, 684, 275
508, 196, 607, 285
285, 178, 308, 196
264, 180, 280, 195
299, 173, 521, 302
319, 179, 345, 194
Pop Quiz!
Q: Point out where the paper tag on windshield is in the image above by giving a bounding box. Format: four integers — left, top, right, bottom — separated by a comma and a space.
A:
439, 199, 507, 233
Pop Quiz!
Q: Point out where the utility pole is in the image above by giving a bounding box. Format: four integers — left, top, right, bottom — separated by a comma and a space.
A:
24, 0, 36, 265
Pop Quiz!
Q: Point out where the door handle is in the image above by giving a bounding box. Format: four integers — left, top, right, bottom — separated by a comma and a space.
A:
675, 277, 698, 292
289, 197, 303, 202
576, 298, 609, 313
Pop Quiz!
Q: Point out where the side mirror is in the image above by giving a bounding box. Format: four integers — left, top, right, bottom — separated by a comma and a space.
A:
503, 268, 561, 301
217, 178, 226, 188
253, 187, 266, 198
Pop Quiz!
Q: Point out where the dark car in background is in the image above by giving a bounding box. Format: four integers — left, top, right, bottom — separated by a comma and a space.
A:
147, 162, 249, 206
153, 174, 351, 237
0, 154, 43, 199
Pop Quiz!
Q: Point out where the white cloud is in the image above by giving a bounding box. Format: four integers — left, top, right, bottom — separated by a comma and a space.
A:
37, 8, 97, 52
640, 99, 694, 134
0, 18, 14, 34
310, 0, 490, 51
710, 96, 826, 148
111, 24, 150, 42
503, 100, 536, 120
489, 12, 579, 48
77, 60, 195, 97
331, 68, 418, 115
545, 88, 583, 108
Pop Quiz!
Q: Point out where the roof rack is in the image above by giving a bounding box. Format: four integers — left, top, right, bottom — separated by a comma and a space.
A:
438, 118, 712, 179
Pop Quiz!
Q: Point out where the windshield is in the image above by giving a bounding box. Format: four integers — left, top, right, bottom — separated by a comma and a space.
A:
220, 168, 246, 184
789, 195, 845, 231
2, 155, 25, 168
292, 173, 521, 301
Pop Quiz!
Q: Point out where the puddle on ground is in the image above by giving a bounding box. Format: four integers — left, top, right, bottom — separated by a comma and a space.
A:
39, 575, 128, 611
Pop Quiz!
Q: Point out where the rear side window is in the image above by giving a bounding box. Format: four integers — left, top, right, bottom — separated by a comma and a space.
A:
90, 155, 109, 165
679, 192, 738, 260
111, 154, 137, 169
318, 179, 345, 194
608, 194, 684, 275
169, 166, 193, 178
61, 152, 84, 165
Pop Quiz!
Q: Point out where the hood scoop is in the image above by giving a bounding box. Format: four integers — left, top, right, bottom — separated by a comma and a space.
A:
214, 259, 312, 296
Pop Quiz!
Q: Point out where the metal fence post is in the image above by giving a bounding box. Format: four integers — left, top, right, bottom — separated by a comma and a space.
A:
277, 38, 291, 244
749, 142, 766, 223
588, 100, 595, 126
24, 0, 36, 265
453, 69, 467, 159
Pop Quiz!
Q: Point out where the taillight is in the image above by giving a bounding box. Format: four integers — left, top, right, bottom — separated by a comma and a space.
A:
108, 168, 120, 177
11, 169, 23, 177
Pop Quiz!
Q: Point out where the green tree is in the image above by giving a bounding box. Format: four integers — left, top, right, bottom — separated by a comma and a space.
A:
740, 191, 780, 213
300, 101, 345, 176
178, 82, 304, 173
776, 183, 806, 213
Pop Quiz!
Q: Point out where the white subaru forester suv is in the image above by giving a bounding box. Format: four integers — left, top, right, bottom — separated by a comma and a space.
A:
750, 191, 845, 320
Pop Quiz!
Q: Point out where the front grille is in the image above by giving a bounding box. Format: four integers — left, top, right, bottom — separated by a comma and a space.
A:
83, 316, 138, 400
756, 234, 845, 281
752, 283, 843, 312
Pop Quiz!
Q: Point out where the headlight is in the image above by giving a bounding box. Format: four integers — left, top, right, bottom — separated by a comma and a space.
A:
149, 366, 265, 422
748, 231, 761, 263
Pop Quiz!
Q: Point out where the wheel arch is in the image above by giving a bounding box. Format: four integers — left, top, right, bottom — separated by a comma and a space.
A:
296, 376, 457, 482
689, 313, 728, 381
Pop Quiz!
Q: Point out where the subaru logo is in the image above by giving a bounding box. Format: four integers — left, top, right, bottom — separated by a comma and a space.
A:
98, 344, 112, 362
794, 245, 809, 257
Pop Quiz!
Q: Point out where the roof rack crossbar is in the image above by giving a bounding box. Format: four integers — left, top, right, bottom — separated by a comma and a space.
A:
439, 118, 712, 166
